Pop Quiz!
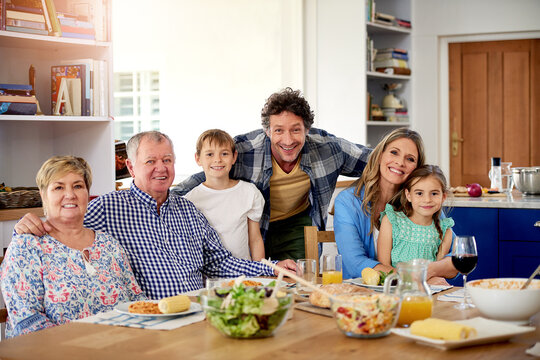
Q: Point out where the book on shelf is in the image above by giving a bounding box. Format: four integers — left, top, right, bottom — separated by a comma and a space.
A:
54, 0, 108, 41
6, 24, 46, 34
1, 0, 5, 31
57, 12, 95, 39
60, 59, 92, 116
0, 101, 37, 115
374, 12, 395, 26
373, 58, 409, 69
51, 64, 86, 116
42, 0, 61, 36
396, 18, 411, 29
59, 58, 108, 116
6, 1, 44, 14
6, 8, 44, 21
6, 17, 46, 29
0, 93, 36, 103
365, 0, 375, 22
0, 83, 33, 91
374, 49, 409, 61
376, 67, 411, 76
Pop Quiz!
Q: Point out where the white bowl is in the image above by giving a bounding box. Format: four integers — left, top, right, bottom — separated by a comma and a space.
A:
467, 278, 540, 322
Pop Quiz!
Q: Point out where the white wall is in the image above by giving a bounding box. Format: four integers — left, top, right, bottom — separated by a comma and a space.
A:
112, 0, 303, 182
412, 0, 540, 175
304, 0, 366, 145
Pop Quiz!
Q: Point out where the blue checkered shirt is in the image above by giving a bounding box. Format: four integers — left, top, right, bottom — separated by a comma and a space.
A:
84, 183, 275, 299
172, 128, 372, 238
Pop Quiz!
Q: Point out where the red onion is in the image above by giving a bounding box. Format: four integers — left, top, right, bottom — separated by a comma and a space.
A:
466, 183, 482, 197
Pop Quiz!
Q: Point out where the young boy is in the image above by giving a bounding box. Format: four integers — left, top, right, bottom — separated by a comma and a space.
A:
184, 129, 265, 261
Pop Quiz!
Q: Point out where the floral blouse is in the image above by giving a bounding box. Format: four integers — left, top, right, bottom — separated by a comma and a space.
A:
0, 230, 145, 338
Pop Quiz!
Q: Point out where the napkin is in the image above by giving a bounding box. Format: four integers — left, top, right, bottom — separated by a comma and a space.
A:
429, 284, 453, 295
76, 310, 205, 330
437, 288, 465, 302
526, 342, 540, 357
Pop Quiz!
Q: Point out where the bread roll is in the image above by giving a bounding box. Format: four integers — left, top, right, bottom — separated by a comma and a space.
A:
309, 283, 373, 308
361, 268, 381, 286
410, 318, 477, 340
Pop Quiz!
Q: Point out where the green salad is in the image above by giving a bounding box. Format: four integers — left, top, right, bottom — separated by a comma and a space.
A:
203, 283, 292, 338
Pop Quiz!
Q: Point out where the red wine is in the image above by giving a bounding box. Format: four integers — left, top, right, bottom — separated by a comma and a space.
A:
452, 254, 478, 274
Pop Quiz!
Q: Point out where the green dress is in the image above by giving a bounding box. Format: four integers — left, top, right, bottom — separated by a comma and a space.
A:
380, 204, 455, 267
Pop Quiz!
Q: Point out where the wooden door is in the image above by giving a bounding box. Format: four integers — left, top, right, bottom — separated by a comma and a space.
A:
449, 39, 540, 187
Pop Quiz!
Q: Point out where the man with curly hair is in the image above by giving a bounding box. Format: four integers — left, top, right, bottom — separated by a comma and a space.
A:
173, 88, 371, 260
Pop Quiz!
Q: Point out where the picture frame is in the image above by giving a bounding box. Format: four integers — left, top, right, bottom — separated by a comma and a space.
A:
115, 140, 130, 180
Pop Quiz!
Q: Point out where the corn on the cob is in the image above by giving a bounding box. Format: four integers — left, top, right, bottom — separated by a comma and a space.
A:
361, 267, 380, 286
158, 294, 191, 314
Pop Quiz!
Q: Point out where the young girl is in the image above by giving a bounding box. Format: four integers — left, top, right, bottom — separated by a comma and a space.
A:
377, 165, 454, 267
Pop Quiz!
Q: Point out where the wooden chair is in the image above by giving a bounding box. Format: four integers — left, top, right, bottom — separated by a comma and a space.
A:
303, 226, 335, 275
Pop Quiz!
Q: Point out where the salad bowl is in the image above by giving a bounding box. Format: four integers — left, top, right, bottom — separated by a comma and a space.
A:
199, 285, 293, 339
330, 293, 401, 338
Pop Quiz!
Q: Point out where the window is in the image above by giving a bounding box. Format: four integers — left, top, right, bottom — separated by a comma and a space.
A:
113, 71, 160, 141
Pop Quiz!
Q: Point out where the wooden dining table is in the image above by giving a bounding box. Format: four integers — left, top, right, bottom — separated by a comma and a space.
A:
0, 288, 538, 360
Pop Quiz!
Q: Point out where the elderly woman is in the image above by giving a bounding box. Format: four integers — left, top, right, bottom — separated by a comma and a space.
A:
0, 156, 145, 338
334, 128, 458, 283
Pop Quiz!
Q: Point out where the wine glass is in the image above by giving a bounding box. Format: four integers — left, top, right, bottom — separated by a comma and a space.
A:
452, 236, 478, 310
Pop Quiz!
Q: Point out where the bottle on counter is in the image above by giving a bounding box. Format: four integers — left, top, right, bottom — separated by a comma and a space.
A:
489, 157, 502, 190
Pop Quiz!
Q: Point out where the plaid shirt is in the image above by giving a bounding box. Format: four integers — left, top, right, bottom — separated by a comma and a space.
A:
84, 183, 274, 299
172, 128, 372, 238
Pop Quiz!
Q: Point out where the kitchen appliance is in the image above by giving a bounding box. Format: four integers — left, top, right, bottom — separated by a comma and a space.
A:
512, 166, 540, 195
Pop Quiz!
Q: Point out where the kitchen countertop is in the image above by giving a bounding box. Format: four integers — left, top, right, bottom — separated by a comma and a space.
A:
444, 190, 540, 209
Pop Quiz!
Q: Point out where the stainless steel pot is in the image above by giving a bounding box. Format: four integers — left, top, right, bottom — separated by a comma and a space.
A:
512, 167, 540, 195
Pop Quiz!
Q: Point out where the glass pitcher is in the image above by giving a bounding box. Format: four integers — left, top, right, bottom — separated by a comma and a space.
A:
383, 259, 432, 327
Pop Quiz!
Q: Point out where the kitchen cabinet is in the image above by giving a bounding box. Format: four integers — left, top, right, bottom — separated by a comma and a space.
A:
445, 207, 498, 286
444, 203, 540, 285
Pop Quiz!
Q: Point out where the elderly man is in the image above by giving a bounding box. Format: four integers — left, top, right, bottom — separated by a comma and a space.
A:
14, 131, 295, 299
173, 88, 372, 260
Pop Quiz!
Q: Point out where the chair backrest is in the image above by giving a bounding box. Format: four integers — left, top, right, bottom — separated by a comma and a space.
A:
0, 256, 6, 324
304, 226, 335, 275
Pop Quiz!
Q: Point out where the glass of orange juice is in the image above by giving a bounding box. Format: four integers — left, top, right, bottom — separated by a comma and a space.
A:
322, 254, 342, 284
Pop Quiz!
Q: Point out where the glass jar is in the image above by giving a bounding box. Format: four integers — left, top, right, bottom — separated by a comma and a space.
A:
383, 259, 432, 327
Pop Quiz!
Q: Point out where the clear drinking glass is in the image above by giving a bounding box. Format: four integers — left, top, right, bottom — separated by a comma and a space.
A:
322, 254, 343, 285
451, 236, 478, 310
500, 162, 513, 193
296, 259, 317, 294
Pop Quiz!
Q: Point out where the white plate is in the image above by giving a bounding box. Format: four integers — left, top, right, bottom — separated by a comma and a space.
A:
346, 278, 396, 292
115, 300, 202, 318
391, 317, 535, 350
346, 279, 452, 294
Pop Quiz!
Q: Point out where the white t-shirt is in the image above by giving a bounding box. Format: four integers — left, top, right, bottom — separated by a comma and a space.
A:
184, 180, 265, 260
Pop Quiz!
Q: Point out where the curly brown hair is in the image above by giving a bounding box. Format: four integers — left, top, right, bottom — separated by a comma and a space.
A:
261, 87, 314, 131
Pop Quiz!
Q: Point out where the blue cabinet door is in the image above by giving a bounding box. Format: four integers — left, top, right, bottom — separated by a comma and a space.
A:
444, 207, 499, 286
499, 241, 540, 277
499, 209, 540, 277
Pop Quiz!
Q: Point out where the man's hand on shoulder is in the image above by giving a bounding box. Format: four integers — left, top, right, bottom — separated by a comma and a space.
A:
14, 213, 52, 236
274, 259, 297, 276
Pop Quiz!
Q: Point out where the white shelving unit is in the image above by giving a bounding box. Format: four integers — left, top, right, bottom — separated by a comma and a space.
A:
366, 0, 412, 148
0, 6, 114, 249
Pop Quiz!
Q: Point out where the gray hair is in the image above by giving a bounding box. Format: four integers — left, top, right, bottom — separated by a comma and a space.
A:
126, 131, 175, 161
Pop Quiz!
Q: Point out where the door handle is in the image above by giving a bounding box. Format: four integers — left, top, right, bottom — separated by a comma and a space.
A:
451, 132, 464, 157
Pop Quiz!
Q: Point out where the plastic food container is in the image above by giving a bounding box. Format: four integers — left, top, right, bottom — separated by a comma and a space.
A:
330, 293, 401, 338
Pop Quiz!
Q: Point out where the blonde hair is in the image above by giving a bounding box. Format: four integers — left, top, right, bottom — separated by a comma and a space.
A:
389, 165, 448, 240
353, 128, 425, 232
36, 156, 92, 193
195, 129, 236, 155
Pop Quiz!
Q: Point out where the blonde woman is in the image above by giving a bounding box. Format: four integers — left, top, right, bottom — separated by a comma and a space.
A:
0, 156, 145, 338
333, 128, 457, 283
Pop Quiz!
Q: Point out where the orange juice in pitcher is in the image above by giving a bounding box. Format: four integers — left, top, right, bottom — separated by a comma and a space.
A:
397, 296, 433, 326
382, 259, 433, 327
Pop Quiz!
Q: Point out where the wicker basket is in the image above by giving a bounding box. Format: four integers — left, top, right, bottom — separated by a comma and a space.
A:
0, 187, 42, 209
